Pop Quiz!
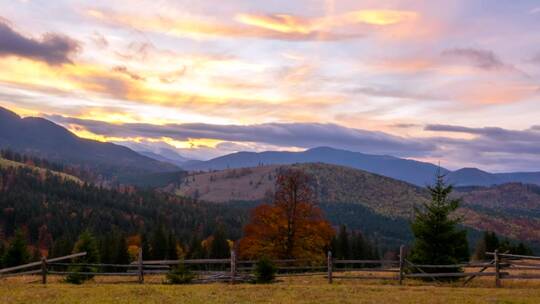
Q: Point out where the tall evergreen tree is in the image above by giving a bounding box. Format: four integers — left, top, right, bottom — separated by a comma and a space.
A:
150, 226, 168, 260
114, 233, 131, 265
336, 225, 350, 259
209, 229, 230, 258
409, 172, 469, 276
167, 233, 179, 260
3, 229, 30, 267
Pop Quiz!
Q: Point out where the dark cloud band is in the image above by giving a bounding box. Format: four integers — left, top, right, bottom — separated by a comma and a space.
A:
0, 20, 79, 65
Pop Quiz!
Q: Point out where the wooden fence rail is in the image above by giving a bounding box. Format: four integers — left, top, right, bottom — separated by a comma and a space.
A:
2, 248, 540, 288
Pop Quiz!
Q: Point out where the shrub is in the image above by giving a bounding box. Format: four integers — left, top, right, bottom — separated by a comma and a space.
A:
253, 257, 277, 283
166, 262, 195, 284
65, 231, 100, 284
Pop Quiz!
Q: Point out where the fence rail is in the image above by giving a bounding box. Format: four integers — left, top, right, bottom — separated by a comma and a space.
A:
2, 247, 540, 287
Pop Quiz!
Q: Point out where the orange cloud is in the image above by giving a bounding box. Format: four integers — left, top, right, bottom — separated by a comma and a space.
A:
84, 8, 417, 41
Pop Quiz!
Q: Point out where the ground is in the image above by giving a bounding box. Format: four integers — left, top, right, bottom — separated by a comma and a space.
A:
1, 275, 540, 304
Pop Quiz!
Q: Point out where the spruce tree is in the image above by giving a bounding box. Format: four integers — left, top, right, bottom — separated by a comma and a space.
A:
209, 229, 230, 259
150, 226, 168, 260
3, 229, 30, 267
336, 225, 350, 259
409, 172, 469, 275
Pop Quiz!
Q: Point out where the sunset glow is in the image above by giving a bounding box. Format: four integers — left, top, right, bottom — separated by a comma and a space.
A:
1, 0, 540, 171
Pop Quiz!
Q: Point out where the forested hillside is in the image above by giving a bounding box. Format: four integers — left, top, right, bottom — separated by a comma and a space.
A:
0, 164, 249, 261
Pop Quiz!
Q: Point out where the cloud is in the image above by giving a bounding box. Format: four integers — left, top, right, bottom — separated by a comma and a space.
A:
0, 19, 79, 65
441, 48, 506, 70
354, 86, 437, 101
85, 8, 417, 42
112, 66, 146, 81
46, 115, 436, 157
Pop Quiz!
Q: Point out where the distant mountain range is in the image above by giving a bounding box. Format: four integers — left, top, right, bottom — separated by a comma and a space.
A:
182, 146, 540, 187
0, 106, 178, 180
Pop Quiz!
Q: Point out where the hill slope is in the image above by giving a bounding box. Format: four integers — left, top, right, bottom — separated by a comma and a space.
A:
0, 156, 82, 183
177, 163, 429, 218
175, 163, 540, 247
0, 106, 177, 180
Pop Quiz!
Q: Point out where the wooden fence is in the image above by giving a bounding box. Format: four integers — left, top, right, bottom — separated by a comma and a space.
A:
2, 247, 540, 287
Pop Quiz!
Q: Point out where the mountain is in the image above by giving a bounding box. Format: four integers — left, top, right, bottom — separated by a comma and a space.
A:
447, 168, 540, 187
446, 168, 502, 186
183, 146, 447, 186
174, 163, 540, 249
183, 146, 540, 187
138, 148, 192, 167
0, 106, 178, 180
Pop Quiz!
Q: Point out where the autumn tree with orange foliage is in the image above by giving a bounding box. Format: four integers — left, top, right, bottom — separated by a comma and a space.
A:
238, 169, 334, 262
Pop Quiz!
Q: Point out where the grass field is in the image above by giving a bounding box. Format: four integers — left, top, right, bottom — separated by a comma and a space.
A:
2, 275, 540, 304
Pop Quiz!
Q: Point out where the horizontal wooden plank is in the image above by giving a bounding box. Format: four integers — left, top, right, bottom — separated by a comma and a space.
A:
333, 260, 398, 264
507, 261, 540, 267
331, 276, 398, 280
486, 252, 540, 260
503, 274, 540, 280
333, 268, 398, 273
48, 271, 136, 276
507, 266, 540, 271
405, 272, 505, 278
136, 259, 230, 265
49, 262, 137, 268
276, 272, 327, 277
409, 263, 492, 268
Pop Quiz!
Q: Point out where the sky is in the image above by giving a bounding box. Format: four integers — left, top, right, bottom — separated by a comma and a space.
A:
1, 0, 540, 172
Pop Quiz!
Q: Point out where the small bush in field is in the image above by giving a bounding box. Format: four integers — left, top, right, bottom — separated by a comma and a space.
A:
253, 257, 277, 283
166, 262, 195, 284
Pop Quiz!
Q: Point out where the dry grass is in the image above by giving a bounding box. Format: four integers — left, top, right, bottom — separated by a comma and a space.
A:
0, 157, 82, 183
2, 274, 540, 304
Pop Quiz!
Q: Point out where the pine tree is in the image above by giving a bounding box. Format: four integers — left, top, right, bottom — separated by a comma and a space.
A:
409, 172, 469, 276
150, 226, 168, 260
3, 229, 30, 267
209, 229, 230, 259
167, 233, 179, 260
336, 225, 350, 259
115, 233, 130, 265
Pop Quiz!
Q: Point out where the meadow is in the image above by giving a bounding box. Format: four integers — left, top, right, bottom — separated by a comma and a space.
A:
2, 275, 540, 304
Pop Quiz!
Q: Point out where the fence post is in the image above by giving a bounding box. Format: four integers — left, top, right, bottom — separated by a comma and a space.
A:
137, 248, 144, 284
494, 249, 501, 288
327, 251, 333, 284
399, 245, 404, 285
41, 256, 47, 285
230, 249, 237, 285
